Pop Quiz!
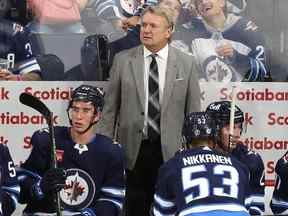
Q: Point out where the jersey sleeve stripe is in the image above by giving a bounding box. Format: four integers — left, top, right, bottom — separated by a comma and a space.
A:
2, 185, 21, 196
19, 63, 41, 75
101, 187, 125, 198
154, 194, 176, 208
97, 198, 123, 209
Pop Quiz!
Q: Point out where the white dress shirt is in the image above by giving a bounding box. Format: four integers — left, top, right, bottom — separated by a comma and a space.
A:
143, 44, 169, 136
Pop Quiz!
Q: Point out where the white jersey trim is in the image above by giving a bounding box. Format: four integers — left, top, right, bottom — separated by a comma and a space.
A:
178, 203, 248, 216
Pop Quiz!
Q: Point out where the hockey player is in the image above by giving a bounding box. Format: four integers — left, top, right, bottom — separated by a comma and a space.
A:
270, 152, 288, 215
18, 85, 125, 216
206, 100, 265, 215
0, 18, 41, 80
152, 111, 251, 216
0, 144, 20, 216
183, 0, 270, 82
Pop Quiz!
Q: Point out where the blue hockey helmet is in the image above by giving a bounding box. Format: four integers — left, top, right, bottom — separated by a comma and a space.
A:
205, 100, 244, 131
182, 111, 216, 147
69, 85, 105, 112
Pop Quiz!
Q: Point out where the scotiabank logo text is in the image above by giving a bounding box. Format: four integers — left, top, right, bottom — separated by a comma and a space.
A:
220, 88, 288, 101
240, 137, 288, 150
0, 112, 59, 124
24, 87, 73, 100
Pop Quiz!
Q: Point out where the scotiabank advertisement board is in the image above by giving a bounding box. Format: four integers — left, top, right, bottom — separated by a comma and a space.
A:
1, 81, 286, 215
201, 82, 288, 184
201, 82, 287, 215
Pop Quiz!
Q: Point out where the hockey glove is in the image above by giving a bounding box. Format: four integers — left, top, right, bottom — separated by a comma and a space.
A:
40, 168, 67, 195
2, 191, 16, 216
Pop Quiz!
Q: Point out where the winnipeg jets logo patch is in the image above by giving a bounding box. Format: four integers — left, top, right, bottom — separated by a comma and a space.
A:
60, 168, 95, 211
203, 56, 233, 82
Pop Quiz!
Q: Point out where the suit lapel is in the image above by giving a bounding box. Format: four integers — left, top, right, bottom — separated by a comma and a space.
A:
131, 46, 145, 110
162, 46, 178, 114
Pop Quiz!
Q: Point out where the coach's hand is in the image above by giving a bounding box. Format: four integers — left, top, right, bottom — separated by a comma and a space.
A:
40, 168, 67, 194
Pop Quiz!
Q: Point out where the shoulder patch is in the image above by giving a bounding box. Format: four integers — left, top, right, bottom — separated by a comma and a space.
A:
12, 23, 24, 35
245, 21, 258, 32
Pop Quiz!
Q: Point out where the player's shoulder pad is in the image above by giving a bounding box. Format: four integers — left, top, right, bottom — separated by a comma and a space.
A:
275, 154, 288, 174
237, 16, 259, 32
35, 126, 65, 134
158, 155, 178, 180
36, 127, 49, 134
94, 134, 123, 153
233, 144, 264, 167
245, 150, 264, 173
35, 127, 50, 135
174, 147, 185, 156
0, 143, 9, 154
32, 126, 64, 144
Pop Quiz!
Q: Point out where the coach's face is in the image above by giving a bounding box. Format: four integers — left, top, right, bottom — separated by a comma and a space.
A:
195, 0, 225, 19
140, 11, 172, 53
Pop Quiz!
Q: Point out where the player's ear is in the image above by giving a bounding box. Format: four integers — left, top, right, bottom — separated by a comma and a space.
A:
93, 111, 101, 123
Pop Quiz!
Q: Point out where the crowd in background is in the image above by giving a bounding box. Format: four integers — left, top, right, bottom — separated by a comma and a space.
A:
1, 0, 288, 216
1, 0, 288, 81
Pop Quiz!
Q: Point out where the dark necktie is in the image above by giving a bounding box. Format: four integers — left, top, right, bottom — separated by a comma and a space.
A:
147, 54, 161, 140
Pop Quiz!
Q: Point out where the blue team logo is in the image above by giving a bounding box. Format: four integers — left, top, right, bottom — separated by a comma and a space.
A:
59, 168, 95, 211
203, 56, 234, 82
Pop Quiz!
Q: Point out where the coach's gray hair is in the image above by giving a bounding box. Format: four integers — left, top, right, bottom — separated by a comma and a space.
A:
141, 5, 175, 31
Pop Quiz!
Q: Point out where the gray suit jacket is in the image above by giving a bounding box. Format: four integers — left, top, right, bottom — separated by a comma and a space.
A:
98, 45, 201, 170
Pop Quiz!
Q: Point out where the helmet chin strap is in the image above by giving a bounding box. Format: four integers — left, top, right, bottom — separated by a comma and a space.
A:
77, 119, 98, 134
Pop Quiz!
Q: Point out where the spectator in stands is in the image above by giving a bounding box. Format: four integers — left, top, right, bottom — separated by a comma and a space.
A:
26, 0, 88, 34
87, 0, 124, 31
0, 18, 41, 80
183, 0, 271, 82
121, 0, 187, 31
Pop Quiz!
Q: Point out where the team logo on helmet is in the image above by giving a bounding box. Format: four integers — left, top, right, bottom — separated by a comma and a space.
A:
60, 168, 95, 211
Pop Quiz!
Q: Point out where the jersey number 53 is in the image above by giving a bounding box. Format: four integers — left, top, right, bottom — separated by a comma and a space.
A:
182, 164, 239, 204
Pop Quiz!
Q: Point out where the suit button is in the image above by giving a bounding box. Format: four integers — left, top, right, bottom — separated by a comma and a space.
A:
141, 112, 144, 115
138, 130, 142, 133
